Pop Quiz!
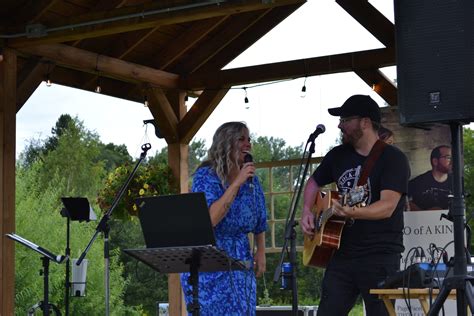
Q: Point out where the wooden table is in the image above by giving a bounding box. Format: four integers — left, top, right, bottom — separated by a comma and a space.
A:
370, 288, 457, 316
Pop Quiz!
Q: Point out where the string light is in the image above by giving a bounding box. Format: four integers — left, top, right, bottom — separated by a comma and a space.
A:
45, 74, 52, 87
144, 95, 149, 107
94, 54, 101, 93
44, 62, 53, 86
243, 87, 249, 109
301, 76, 307, 98
95, 76, 101, 93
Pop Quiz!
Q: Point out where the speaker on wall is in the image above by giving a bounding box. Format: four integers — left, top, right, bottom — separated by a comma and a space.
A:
394, 0, 474, 125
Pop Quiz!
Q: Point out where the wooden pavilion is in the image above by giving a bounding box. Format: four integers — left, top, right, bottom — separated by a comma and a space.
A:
0, 1, 397, 314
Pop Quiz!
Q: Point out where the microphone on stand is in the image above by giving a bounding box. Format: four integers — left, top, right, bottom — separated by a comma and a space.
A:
307, 124, 326, 143
244, 152, 254, 189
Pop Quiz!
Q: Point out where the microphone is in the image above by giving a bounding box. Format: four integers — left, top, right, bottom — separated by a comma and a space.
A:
244, 152, 254, 188
307, 124, 326, 143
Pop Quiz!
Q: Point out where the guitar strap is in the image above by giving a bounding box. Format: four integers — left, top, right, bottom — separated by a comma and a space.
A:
357, 139, 387, 186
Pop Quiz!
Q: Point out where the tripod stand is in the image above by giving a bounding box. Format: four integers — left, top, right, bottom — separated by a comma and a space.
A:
428, 122, 474, 315
27, 256, 62, 316
5, 233, 64, 316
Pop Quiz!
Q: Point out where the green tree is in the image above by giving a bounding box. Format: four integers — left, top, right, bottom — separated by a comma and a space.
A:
464, 128, 474, 225
97, 143, 133, 172
150, 138, 207, 173
15, 121, 136, 315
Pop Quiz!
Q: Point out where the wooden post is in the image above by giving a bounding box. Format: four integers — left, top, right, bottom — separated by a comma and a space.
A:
0, 48, 17, 316
164, 90, 188, 316
167, 142, 189, 316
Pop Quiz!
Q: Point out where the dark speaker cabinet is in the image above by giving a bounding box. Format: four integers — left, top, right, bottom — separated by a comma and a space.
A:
395, 0, 474, 125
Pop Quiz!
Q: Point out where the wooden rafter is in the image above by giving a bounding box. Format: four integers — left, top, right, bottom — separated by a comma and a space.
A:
154, 16, 229, 71
178, 87, 230, 144
17, 44, 179, 88
174, 9, 270, 73
7, 0, 305, 48
147, 87, 179, 143
355, 69, 397, 106
198, 3, 304, 73
16, 61, 47, 112
6, 0, 59, 26
184, 47, 396, 90
336, 0, 394, 47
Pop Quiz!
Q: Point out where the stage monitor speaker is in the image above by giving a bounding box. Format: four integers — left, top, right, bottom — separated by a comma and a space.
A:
394, 0, 474, 125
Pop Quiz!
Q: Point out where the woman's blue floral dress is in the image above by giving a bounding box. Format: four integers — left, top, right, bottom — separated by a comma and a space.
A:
180, 166, 267, 315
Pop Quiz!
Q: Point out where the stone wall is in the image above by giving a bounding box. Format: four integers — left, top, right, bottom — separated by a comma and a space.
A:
380, 106, 451, 179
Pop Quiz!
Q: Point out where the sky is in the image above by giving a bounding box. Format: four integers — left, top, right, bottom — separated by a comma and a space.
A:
16, 0, 395, 159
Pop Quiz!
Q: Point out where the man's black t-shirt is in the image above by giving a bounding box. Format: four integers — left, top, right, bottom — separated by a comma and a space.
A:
408, 171, 452, 210
312, 143, 410, 259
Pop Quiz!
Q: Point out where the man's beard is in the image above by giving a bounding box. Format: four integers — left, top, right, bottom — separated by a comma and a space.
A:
341, 126, 363, 145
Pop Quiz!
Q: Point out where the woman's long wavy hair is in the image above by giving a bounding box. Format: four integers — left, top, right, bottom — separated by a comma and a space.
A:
199, 122, 248, 185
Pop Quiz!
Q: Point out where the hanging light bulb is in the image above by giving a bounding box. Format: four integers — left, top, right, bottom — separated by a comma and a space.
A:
144, 95, 149, 107
95, 77, 101, 93
45, 74, 52, 87
300, 77, 307, 98
244, 87, 249, 109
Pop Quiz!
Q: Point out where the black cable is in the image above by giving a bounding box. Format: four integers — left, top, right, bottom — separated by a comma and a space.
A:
402, 246, 420, 316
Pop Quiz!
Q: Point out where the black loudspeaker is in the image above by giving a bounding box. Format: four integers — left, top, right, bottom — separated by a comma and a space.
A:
394, 0, 474, 125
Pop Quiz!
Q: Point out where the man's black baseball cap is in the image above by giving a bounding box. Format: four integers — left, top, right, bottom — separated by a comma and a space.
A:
328, 95, 381, 123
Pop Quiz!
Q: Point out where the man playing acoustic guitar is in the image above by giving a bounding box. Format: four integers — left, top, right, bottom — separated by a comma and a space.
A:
300, 95, 410, 316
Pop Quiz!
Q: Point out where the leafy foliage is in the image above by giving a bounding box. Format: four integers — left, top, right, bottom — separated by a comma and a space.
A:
15, 119, 136, 315
464, 128, 474, 230
97, 160, 175, 220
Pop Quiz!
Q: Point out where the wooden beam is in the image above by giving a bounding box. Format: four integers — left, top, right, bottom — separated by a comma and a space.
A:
198, 4, 303, 73
147, 87, 179, 143
355, 68, 397, 106
17, 44, 180, 88
184, 47, 396, 90
154, 16, 229, 71
336, 0, 395, 47
37, 66, 143, 104
8, 0, 306, 48
73, 25, 160, 89
0, 47, 16, 316
178, 87, 230, 144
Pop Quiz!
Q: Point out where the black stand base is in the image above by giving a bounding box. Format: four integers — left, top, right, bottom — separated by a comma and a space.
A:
27, 301, 61, 316
186, 250, 201, 316
428, 275, 474, 315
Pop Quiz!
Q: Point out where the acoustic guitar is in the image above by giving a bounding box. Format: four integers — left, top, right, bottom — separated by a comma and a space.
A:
302, 187, 367, 268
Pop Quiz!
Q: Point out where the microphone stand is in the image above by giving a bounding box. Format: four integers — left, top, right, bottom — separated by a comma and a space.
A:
76, 143, 151, 316
65, 214, 71, 316
273, 134, 317, 316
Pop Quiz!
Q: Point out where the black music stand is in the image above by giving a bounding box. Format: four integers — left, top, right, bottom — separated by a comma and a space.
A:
124, 193, 247, 316
6, 233, 64, 316
124, 245, 246, 315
